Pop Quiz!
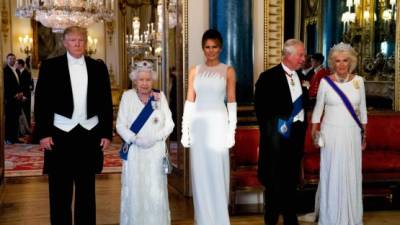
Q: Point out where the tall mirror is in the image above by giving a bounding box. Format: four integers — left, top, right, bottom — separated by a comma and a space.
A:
340, 0, 396, 110
120, 0, 162, 88
303, 0, 397, 110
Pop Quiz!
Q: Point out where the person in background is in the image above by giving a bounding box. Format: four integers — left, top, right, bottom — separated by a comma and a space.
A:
116, 61, 174, 225
4, 53, 23, 144
311, 42, 367, 225
255, 39, 308, 225
34, 26, 113, 225
309, 53, 331, 101
181, 29, 237, 225
298, 55, 314, 81
16, 58, 34, 130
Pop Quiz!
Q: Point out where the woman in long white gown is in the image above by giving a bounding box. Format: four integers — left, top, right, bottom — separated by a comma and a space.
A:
311, 43, 367, 225
116, 61, 174, 225
181, 29, 237, 225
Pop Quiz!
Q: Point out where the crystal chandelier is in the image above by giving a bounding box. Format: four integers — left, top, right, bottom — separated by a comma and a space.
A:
126, 16, 156, 57
16, 0, 114, 33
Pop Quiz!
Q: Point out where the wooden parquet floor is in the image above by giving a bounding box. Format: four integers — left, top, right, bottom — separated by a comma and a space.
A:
0, 174, 399, 225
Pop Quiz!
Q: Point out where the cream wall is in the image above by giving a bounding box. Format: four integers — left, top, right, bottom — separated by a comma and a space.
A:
188, 0, 209, 68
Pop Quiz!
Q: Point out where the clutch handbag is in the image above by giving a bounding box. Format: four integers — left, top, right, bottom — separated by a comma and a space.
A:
314, 131, 325, 148
162, 149, 173, 175
119, 141, 131, 160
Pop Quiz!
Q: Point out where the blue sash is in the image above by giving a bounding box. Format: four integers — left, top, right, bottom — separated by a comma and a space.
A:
323, 76, 364, 133
119, 93, 157, 160
277, 95, 303, 139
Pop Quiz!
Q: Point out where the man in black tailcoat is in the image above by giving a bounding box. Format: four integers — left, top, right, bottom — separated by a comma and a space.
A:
254, 39, 308, 225
4, 53, 23, 144
34, 26, 113, 225
16, 58, 34, 129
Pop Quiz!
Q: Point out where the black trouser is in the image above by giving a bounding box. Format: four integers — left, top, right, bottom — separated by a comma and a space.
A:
47, 125, 102, 225
5, 102, 20, 142
22, 98, 31, 128
263, 122, 305, 225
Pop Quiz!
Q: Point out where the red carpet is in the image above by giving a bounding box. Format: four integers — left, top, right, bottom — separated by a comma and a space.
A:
5, 144, 122, 177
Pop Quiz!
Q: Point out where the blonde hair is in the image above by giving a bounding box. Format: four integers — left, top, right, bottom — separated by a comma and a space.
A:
63, 26, 87, 41
328, 42, 358, 73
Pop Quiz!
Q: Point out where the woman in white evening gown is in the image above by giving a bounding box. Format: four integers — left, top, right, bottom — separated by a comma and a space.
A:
311, 43, 367, 225
181, 29, 237, 225
116, 61, 174, 225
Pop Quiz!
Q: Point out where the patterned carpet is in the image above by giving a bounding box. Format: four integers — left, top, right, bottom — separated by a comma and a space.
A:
4, 144, 122, 177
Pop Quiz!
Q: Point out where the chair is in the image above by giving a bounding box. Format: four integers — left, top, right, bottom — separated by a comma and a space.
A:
229, 126, 264, 214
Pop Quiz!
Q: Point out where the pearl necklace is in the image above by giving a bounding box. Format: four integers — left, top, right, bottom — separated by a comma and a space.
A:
334, 73, 349, 83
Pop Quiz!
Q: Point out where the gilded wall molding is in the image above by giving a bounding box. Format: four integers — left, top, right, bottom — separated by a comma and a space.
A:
1, 1, 9, 43
182, 0, 190, 196
264, 0, 284, 70
0, 6, 4, 201
395, 0, 400, 111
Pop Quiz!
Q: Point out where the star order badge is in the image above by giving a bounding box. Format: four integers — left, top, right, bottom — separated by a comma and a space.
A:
353, 79, 360, 89
151, 101, 159, 110
280, 123, 288, 134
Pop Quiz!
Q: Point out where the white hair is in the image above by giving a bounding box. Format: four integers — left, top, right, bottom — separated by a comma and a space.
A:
129, 60, 158, 81
282, 39, 304, 56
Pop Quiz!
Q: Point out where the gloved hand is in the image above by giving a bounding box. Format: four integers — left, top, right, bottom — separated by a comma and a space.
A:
181, 101, 194, 148
135, 136, 157, 149
225, 102, 237, 148
129, 134, 137, 144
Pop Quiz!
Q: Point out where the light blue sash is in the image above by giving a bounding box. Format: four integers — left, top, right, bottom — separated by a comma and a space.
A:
277, 95, 303, 139
119, 93, 157, 160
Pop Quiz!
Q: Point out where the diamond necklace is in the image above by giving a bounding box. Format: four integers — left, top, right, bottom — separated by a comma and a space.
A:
334, 73, 349, 83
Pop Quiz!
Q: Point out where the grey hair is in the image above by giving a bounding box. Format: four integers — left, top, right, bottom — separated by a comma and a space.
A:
328, 42, 358, 73
129, 65, 158, 81
282, 39, 304, 56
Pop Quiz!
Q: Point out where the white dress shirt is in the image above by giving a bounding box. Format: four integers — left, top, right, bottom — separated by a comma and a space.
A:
53, 52, 99, 132
8, 65, 19, 84
281, 63, 304, 122
314, 65, 323, 73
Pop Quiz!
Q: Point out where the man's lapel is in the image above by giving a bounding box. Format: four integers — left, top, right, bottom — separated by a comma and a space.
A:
61, 54, 74, 104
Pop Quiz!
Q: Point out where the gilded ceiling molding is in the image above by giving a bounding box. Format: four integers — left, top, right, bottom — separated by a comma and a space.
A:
395, 3, 400, 111
264, 0, 284, 70
1, 1, 9, 42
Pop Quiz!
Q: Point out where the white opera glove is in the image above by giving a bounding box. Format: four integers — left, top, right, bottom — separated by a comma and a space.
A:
181, 101, 194, 148
135, 136, 157, 149
225, 102, 237, 148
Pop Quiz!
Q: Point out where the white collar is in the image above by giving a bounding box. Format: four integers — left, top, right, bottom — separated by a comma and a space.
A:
314, 65, 322, 72
302, 67, 313, 74
67, 52, 85, 65
281, 63, 296, 75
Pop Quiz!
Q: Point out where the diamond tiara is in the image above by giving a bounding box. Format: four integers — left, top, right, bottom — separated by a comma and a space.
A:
331, 42, 354, 51
134, 60, 154, 71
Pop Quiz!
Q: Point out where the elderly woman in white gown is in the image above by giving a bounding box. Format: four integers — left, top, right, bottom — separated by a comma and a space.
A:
311, 43, 367, 225
116, 61, 174, 225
